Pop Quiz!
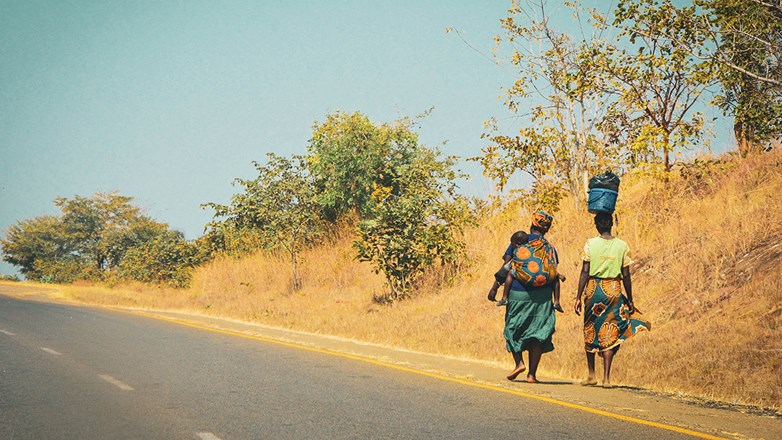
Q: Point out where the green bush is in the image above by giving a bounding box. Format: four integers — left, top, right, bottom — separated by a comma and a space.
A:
118, 231, 200, 288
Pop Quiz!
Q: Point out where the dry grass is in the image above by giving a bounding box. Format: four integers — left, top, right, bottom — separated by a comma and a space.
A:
55, 150, 782, 410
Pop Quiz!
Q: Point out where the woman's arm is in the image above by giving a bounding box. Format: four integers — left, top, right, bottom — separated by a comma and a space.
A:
552, 278, 564, 313
574, 261, 590, 315
621, 265, 634, 314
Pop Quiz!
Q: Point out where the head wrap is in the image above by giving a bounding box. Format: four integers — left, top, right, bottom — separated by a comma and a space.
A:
531, 210, 553, 232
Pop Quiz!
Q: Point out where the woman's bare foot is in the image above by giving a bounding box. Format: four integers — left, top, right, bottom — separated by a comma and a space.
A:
526, 375, 539, 383
580, 377, 598, 386
506, 364, 527, 381
602, 381, 613, 389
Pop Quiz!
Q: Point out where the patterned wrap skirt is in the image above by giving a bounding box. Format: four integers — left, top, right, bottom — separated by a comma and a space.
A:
583, 277, 651, 353
504, 286, 556, 353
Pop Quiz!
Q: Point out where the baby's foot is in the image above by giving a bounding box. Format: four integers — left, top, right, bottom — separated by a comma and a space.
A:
496, 299, 508, 306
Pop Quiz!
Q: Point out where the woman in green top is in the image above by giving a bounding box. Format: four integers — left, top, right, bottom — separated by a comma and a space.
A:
574, 213, 650, 388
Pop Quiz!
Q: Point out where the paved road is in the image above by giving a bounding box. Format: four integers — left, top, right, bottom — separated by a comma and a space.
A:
0, 294, 694, 439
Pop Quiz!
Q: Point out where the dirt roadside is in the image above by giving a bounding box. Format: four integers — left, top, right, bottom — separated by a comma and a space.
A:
2, 282, 780, 440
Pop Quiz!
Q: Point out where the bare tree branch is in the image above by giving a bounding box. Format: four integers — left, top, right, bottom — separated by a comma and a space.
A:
748, 0, 782, 14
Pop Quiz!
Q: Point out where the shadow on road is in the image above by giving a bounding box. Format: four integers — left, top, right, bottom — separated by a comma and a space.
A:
508, 380, 573, 385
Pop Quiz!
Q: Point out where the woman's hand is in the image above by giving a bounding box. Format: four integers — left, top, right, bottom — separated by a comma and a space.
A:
553, 302, 564, 313
574, 298, 582, 316
627, 301, 635, 314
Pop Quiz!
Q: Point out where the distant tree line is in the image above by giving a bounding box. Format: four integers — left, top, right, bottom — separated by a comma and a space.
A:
1, 113, 474, 299
1, 193, 201, 287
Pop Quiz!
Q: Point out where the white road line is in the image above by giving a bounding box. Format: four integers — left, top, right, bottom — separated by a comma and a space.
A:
196, 432, 222, 440
0, 330, 15, 335
40, 347, 62, 355
99, 374, 134, 391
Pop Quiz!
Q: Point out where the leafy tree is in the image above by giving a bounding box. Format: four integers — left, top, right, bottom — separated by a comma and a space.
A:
598, 0, 716, 174
1, 215, 78, 282
307, 111, 421, 221
474, 0, 717, 205
204, 153, 325, 291
472, 1, 621, 208
55, 193, 168, 273
694, 0, 782, 89
611, 0, 782, 155
118, 230, 200, 288
354, 146, 474, 301
698, 0, 782, 153
1, 192, 190, 285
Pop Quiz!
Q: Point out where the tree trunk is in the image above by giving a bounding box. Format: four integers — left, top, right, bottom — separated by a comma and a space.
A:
662, 129, 672, 175
582, 169, 589, 201
290, 250, 300, 292
735, 120, 757, 157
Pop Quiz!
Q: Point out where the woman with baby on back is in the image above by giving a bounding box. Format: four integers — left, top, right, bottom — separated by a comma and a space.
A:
490, 211, 563, 383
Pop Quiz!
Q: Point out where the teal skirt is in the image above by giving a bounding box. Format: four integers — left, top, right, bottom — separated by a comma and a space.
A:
503, 286, 556, 353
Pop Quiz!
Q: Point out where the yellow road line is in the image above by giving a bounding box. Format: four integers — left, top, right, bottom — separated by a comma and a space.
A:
114, 308, 724, 440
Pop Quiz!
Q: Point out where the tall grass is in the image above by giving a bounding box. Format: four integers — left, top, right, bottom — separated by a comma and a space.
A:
59, 150, 782, 409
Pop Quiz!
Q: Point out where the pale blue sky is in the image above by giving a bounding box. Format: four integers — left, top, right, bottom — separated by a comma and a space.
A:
0, 1, 731, 276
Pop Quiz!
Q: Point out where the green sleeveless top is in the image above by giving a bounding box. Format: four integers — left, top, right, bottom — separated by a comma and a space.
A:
582, 236, 632, 279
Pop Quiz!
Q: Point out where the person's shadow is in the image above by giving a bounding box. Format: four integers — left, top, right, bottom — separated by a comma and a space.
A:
611, 385, 644, 391
508, 379, 572, 385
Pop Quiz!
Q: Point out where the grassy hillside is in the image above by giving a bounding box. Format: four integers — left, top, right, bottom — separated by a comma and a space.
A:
58, 150, 782, 409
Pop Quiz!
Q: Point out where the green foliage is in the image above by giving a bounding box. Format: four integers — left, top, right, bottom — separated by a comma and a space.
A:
1, 215, 77, 282
608, 0, 715, 172
354, 146, 475, 301
475, 3, 622, 207
54, 193, 168, 273
1, 273, 20, 282
307, 111, 421, 221
203, 153, 325, 291
204, 111, 473, 299
196, 224, 264, 259
613, 0, 782, 154
678, 156, 737, 194
701, 0, 782, 153
474, 0, 722, 210
118, 230, 200, 288
1, 192, 195, 286
34, 258, 88, 284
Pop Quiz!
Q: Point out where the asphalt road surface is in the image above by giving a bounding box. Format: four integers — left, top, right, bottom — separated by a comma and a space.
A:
0, 294, 694, 439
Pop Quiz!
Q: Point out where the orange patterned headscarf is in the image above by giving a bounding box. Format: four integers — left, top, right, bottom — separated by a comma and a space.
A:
531, 210, 553, 232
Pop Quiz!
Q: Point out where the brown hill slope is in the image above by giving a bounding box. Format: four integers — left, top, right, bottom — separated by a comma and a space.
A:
59, 150, 782, 409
